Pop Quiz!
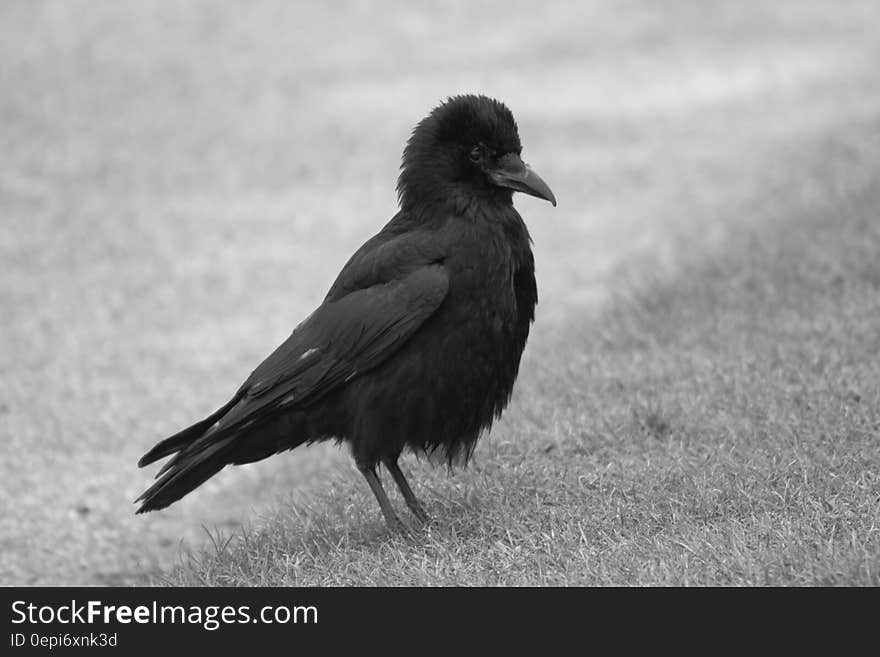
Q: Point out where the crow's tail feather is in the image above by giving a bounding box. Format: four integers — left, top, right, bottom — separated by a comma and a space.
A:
135, 397, 314, 513
135, 435, 236, 513
135, 394, 245, 513
137, 395, 241, 468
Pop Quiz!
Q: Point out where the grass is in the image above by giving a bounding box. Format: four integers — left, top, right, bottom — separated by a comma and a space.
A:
161, 162, 880, 586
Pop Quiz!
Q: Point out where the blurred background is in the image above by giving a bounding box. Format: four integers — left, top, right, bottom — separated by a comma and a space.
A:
1, 0, 878, 585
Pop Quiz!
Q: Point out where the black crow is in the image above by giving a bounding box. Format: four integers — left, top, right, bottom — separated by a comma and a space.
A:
136, 94, 556, 528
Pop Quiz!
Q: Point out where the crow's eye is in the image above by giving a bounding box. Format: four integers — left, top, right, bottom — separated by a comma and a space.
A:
469, 146, 481, 163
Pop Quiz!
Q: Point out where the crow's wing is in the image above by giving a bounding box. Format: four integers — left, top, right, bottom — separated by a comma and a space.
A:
211, 261, 448, 435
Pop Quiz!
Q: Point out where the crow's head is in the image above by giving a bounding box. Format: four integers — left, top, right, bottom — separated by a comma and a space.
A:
398, 94, 556, 213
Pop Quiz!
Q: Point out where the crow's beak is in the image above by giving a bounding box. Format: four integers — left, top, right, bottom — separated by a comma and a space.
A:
489, 153, 557, 207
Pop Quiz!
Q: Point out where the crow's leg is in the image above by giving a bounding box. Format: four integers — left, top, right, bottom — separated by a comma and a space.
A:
359, 465, 404, 530
383, 457, 430, 524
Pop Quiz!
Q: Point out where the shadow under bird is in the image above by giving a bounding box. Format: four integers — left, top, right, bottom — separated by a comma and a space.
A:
136, 94, 556, 529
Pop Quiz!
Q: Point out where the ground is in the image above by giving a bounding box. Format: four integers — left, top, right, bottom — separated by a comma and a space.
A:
1, 0, 878, 585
